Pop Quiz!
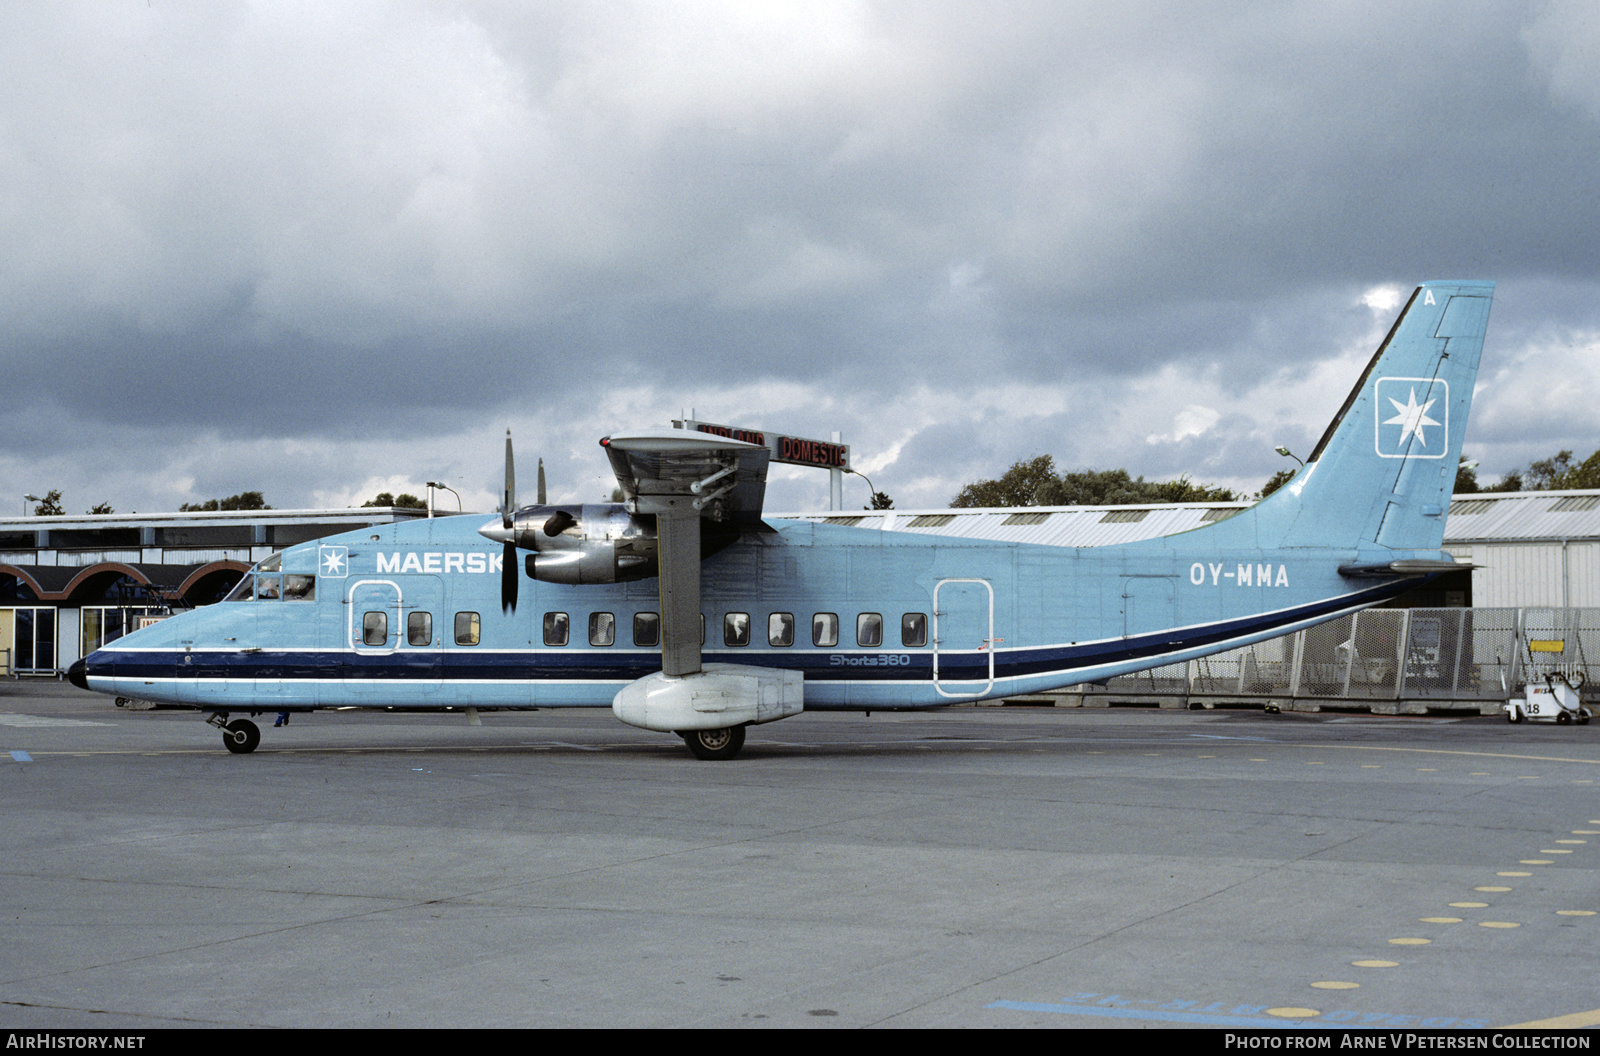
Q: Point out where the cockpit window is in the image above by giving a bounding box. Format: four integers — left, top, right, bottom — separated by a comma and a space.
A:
224, 575, 254, 602
283, 575, 315, 601
258, 553, 282, 573
255, 576, 281, 601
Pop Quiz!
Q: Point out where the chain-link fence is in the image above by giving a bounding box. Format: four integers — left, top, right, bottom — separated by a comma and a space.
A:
1041, 608, 1597, 712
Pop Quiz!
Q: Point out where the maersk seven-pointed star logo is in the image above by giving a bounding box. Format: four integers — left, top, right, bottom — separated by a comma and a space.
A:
319, 545, 349, 577
1374, 377, 1448, 459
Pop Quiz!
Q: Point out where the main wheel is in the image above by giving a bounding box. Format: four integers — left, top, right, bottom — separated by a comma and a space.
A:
683, 725, 745, 761
223, 718, 261, 754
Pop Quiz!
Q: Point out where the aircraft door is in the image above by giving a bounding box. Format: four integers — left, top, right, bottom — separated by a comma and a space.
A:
1122, 575, 1176, 639
933, 578, 995, 698
344, 577, 443, 702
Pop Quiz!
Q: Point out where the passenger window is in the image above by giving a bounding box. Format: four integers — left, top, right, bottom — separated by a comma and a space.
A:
813, 612, 839, 648
768, 612, 795, 647
362, 611, 387, 647
724, 612, 751, 647
407, 611, 432, 646
901, 613, 928, 648
283, 574, 315, 601
589, 612, 615, 647
633, 612, 660, 647
857, 613, 883, 648
543, 612, 570, 647
454, 611, 481, 646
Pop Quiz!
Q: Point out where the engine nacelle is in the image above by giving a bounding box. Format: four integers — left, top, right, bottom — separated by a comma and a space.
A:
612, 664, 805, 732
508, 503, 659, 584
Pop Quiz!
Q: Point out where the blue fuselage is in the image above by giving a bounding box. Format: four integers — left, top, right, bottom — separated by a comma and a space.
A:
78, 512, 1411, 711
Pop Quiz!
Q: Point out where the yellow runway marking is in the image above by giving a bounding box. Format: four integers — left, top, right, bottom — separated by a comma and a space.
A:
1351, 960, 1397, 968
1503, 1008, 1600, 1029
1388, 937, 1430, 945
1557, 910, 1596, 916
1311, 981, 1359, 990
1478, 921, 1520, 928
1420, 916, 1461, 923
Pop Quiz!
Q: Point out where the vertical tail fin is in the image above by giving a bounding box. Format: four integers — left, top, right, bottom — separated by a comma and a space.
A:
1204, 281, 1494, 553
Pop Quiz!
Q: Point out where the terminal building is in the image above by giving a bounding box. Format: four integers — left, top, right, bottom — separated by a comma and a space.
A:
0, 506, 428, 674
4, 490, 1599, 686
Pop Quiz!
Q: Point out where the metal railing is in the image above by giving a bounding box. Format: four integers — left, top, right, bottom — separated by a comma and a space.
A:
1034, 608, 1600, 713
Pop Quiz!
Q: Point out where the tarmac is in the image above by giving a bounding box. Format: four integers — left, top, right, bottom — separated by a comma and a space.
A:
3, 679, 1598, 1030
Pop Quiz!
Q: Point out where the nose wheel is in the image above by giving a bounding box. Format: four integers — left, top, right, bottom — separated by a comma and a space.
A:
681, 725, 745, 760
223, 719, 261, 754
207, 713, 262, 754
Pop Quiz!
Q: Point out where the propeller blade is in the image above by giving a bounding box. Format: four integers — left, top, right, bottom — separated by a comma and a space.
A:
502, 540, 518, 614
537, 458, 547, 506
502, 429, 515, 531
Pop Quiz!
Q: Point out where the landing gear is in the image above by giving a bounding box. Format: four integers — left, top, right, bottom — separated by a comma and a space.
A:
222, 718, 260, 754
206, 712, 262, 754
681, 725, 745, 761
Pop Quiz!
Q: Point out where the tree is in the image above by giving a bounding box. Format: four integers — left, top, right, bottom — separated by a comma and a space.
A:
1482, 470, 1523, 493
1454, 455, 1480, 495
181, 491, 273, 512
1256, 467, 1297, 501
1490, 446, 1600, 493
953, 456, 1237, 508
1152, 476, 1237, 503
87, 502, 115, 515
865, 491, 894, 510
951, 455, 1059, 508
33, 489, 63, 516
1526, 450, 1576, 490
361, 492, 426, 509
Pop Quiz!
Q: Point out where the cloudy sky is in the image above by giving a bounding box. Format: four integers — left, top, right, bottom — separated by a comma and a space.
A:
4, 0, 1600, 517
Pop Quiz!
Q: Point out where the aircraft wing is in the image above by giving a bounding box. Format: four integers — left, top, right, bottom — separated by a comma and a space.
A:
600, 430, 771, 528
599, 430, 772, 678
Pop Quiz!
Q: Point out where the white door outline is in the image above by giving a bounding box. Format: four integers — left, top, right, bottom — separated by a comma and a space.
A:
348, 579, 403, 654
933, 578, 995, 698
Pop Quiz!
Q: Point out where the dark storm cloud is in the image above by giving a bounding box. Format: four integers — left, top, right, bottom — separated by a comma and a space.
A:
4, 1, 1600, 513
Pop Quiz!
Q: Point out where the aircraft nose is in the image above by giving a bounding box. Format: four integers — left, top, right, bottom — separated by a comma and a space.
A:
67, 658, 90, 691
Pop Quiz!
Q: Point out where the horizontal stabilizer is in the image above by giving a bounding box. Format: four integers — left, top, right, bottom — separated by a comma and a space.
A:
1337, 558, 1475, 577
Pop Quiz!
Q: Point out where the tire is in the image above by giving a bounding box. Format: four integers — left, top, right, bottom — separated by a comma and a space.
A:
1557, 711, 1572, 726
1506, 708, 1523, 724
223, 718, 261, 754
683, 725, 745, 761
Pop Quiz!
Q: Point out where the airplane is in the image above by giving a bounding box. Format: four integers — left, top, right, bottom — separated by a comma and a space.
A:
69, 281, 1494, 760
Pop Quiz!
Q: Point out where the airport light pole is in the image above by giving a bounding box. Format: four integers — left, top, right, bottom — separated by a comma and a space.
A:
426, 481, 462, 519
22, 493, 38, 517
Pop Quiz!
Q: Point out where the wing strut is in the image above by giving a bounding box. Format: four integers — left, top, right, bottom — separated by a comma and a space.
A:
654, 504, 702, 677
